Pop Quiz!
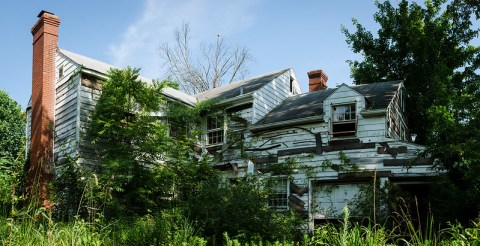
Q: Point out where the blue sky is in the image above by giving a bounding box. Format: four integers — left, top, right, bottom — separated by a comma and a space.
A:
1, 0, 382, 108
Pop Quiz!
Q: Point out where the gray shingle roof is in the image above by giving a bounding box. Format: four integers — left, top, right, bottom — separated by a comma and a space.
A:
255, 81, 402, 126
195, 68, 291, 101
354, 81, 402, 109
59, 49, 197, 105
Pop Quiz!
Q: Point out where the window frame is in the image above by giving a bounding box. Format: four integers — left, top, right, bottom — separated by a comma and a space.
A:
268, 177, 289, 210
331, 103, 357, 138
206, 114, 225, 146
58, 66, 64, 80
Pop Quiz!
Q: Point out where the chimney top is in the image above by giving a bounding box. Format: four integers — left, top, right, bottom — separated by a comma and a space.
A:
308, 69, 328, 92
37, 10, 55, 18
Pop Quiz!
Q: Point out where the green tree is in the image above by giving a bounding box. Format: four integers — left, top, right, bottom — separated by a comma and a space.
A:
88, 67, 176, 215
343, 0, 480, 222
342, 0, 479, 145
0, 89, 25, 159
0, 89, 25, 214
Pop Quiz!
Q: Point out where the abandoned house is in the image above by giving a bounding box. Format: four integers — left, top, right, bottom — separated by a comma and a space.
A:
27, 11, 436, 231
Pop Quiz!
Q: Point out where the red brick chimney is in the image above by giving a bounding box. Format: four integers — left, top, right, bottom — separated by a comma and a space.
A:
29, 10, 60, 206
308, 69, 328, 92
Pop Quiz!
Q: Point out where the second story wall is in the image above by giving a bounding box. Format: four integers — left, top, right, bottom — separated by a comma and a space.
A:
77, 74, 102, 168
54, 52, 80, 163
323, 85, 366, 142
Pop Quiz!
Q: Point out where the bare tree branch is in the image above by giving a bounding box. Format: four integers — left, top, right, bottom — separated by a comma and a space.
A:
160, 22, 253, 95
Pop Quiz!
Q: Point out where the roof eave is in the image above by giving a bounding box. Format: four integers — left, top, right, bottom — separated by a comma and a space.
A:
214, 92, 254, 107
360, 108, 387, 117
250, 115, 324, 132
80, 66, 109, 80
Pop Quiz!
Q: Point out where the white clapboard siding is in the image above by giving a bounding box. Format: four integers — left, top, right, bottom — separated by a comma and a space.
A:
235, 107, 253, 122
54, 53, 80, 161
356, 116, 387, 142
323, 85, 366, 123
311, 182, 362, 219
77, 82, 102, 168
252, 72, 291, 124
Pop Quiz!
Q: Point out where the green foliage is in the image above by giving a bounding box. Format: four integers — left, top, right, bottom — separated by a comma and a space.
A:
0, 156, 25, 216
53, 156, 104, 221
342, 0, 479, 146
343, 0, 480, 223
352, 181, 417, 225
0, 89, 25, 159
0, 90, 26, 216
309, 207, 389, 246
320, 151, 358, 172
109, 210, 206, 246
87, 67, 176, 215
185, 176, 301, 243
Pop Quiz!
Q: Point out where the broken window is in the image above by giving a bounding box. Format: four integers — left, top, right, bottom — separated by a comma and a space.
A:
206, 115, 224, 145
268, 178, 288, 209
332, 104, 356, 138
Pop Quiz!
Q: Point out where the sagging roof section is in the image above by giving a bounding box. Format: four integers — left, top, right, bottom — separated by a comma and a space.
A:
255, 81, 402, 126
58, 49, 197, 106
354, 81, 402, 109
255, 89, 335, 125
195, 68, 291, 101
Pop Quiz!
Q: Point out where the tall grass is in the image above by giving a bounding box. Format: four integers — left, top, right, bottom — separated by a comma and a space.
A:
2, 204, 480, 245
2, 159, 480, 245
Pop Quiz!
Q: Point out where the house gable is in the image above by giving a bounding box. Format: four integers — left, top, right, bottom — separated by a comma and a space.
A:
323, 84, 366, 123
199, 68, 301, 149
252, 69, 301, 124
54, 51, 82, 163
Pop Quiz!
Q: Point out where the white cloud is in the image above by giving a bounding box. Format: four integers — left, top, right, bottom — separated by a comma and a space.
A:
108, 0, 260, 80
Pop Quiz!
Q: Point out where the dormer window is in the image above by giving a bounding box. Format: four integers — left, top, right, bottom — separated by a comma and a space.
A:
332, 104, 356, 137
206, 115, 224, 145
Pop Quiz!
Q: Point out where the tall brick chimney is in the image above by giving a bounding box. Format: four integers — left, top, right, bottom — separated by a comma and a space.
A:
308, 69, 328, 92
29, 10, 60, 205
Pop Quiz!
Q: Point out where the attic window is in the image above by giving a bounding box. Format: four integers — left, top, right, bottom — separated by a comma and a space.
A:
290, 76, 294, 93
332, 104, 357, 137
58, 66, 64, 79
206, 115, 224, 145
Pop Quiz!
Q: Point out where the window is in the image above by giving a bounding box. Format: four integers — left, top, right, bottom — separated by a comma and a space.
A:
332, 104, 356, 137
290, 76, 294, 93
168, 118, 187, 139
206, 115, 224, 145
58, 66, 64, 79
268, 178, 288, 209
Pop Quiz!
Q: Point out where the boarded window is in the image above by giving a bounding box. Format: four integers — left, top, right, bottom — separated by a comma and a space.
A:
206, 115, 224, 145
268, 178, 288, 209
332, 104, 356, 137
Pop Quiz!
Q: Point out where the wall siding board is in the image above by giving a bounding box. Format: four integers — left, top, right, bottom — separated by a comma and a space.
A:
77, 80, 102, 168
54, 53, 80, 164
252, 72, 291, 124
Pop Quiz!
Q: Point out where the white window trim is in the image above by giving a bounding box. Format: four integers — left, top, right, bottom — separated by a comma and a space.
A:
268, 177, 289, 210
205, 114, 226, 146
331, 103, 357, 138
